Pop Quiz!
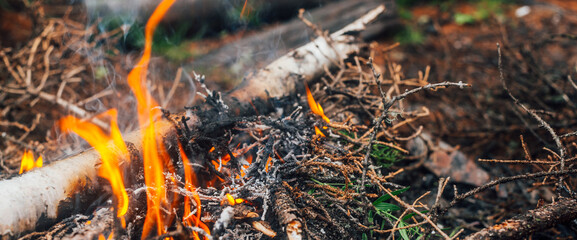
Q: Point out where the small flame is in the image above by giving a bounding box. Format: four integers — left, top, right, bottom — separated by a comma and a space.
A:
264, 156, 272, 172
224, 193, 245, 206
305, 84, 330, 123
314, 126, 326, 137
59, 109, 129, 217
179, 143, 210, 240
19, 150, 42, 174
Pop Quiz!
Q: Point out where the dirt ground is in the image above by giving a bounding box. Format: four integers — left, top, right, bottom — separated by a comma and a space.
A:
1, 0, 577, 239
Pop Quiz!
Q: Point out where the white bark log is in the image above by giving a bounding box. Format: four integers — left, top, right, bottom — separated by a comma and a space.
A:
228, 5, 385, 102
0, 121, 175, 239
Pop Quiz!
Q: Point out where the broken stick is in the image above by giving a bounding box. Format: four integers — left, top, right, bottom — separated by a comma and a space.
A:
0, 6, 386, 239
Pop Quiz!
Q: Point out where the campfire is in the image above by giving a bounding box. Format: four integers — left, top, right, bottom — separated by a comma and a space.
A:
14, 0, 577, 239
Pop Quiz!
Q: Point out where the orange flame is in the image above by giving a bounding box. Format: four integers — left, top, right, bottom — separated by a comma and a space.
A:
98, 232, 114, 240
265, 156, 272, 172
125, 0, 177, 237
19, 150, 42, 174
305, 84, 330, 123
179, 143, 210, 239
314, 126, 326, 137
59, 109, 130, 217
224, 193, 245, 206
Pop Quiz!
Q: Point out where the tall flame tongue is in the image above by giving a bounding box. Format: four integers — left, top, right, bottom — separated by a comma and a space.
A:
59, 109, 129, 217
125, 0, 177, 238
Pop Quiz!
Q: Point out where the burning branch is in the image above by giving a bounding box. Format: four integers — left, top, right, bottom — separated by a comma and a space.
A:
0, 118, 175, 238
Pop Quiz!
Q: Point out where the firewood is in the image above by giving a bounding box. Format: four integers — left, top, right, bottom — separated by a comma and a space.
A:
0, 5, 386, 239
273, 183, 302, 240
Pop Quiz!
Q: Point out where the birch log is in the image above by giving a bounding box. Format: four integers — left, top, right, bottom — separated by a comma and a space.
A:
0, 120, 175, 239
0, 6, 385, 239
228, 5, 386, 102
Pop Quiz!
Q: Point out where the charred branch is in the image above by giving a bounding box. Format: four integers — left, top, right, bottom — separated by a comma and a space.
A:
466, 197, 577, 240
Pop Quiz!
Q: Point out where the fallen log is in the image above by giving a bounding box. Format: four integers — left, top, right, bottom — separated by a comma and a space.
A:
0, 6, 386, 239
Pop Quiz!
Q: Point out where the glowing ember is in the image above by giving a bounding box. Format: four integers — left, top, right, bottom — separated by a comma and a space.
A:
212, 153, 232, 171
240, 155, 252, 177
211, 143, 256, 179
305, 84, 330, 124
226, 193, 236, 206
18, 150, 42, 174
59, 109, 130, 217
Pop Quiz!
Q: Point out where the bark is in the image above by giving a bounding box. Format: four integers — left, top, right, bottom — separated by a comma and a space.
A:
0, 6, 387, 239
465, 197, 577, 240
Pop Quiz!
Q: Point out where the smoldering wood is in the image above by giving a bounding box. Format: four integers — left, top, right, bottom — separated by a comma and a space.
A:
0, 6, 387, 239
